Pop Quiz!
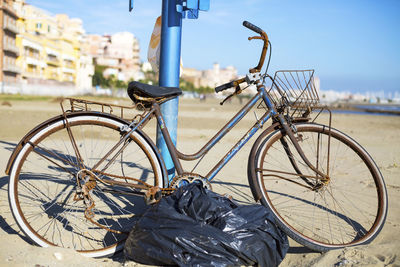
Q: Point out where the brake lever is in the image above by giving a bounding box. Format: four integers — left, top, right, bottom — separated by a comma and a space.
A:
220, 86, 242, 106
248, 36, 264, 41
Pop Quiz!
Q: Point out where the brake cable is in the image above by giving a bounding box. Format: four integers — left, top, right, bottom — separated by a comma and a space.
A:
219, 83, 252, 105
262, 40, 272, 84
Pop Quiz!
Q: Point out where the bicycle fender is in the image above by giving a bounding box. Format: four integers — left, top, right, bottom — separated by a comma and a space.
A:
247, 122, 281, 202
5, 113, 65, 175
5, 112, 168, 187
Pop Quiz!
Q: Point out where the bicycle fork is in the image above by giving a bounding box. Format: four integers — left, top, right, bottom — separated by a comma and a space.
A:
258, 84, 330, 186
276, 114, 330, 189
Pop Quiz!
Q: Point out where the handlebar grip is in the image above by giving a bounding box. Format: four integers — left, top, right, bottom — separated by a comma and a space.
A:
215, 77, 246, 93
215, 81, 234, 93
243, 21, 263, 35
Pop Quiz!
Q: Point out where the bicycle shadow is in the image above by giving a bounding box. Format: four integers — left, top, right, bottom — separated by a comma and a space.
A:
287, 246, 315, 254
211, 179, 255, 204
210, 179, 354, 256
0, 140, 328, 259
0, 140, 18, 153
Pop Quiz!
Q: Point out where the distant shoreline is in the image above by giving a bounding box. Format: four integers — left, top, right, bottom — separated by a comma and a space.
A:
327, 103, 400, 116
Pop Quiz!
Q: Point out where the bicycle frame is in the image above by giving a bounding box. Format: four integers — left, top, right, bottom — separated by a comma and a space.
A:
149, 85, 277, 182
4, 83, 327, 190
128, 84, 328, 184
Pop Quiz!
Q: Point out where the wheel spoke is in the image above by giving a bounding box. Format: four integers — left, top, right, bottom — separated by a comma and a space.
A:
255, 123, 386, 250
9, 114, 163, 256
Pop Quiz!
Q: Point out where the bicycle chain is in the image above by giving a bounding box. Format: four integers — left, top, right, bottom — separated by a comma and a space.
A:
169, 172, 212, 191
77, 171, 210, 234
95, 170, 176, 194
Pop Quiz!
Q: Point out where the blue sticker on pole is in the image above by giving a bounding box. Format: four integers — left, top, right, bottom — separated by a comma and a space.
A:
187, 8, 199, 19
199, 0, 210, 11
186, 0, 199, 10
182, 0, 209, 19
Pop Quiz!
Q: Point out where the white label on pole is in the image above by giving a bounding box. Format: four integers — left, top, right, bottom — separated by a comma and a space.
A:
147, 16, 183, 76
147, 16, 162, 73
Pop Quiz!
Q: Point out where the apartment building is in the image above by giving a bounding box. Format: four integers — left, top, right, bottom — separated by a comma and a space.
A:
182, 63, 238, 89
0, 0, 19, 90
13, 0, 93, 90
83, 32, 142, 82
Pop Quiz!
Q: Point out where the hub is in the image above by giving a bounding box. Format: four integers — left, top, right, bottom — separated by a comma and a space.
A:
74, 169, 97, 201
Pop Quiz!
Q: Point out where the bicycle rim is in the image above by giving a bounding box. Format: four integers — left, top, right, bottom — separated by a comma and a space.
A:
255, 123, 387, 251
8, 114, 164, 257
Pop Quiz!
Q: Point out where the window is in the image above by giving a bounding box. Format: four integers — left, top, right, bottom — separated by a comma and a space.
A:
27, 64, 36, 73
36, 23, 42, 29
48, 55, 57, 62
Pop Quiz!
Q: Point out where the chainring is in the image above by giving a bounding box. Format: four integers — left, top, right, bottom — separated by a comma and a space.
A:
170, 173, 212, 191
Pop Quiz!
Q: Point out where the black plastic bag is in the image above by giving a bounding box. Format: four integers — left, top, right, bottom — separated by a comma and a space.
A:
124, 183, 289, 267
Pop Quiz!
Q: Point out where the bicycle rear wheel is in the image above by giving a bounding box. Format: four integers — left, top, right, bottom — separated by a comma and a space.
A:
250, 123, 387, 251
8, 113, 165, 257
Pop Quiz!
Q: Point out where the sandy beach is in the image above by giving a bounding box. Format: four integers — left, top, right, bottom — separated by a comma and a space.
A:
0, 97, 399, 266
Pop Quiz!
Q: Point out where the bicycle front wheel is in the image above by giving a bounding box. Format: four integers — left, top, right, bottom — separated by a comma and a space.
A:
8, 113, 166, 257
251, 123, 387, 251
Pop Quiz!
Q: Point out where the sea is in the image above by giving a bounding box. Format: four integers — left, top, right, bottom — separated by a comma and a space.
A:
333, 105, 400, 116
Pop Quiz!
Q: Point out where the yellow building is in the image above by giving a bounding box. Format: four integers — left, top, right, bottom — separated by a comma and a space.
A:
1, 0, 19, 88
14, 0, 84, 86
15, 33, 44, 81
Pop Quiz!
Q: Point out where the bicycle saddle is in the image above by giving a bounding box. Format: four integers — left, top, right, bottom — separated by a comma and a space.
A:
127, 81, 182, 102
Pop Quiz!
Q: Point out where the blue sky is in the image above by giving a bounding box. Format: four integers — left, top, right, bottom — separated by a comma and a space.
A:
27, 0, 400, 93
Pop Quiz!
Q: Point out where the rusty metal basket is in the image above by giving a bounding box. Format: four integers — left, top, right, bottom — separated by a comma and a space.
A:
266, 70, 319, 118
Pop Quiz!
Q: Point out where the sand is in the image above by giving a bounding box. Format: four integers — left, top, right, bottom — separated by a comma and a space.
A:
0, 97, 399, 266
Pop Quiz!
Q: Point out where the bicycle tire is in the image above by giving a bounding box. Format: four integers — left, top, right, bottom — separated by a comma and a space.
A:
249, 123, 387, 252
8, 112, 166, 257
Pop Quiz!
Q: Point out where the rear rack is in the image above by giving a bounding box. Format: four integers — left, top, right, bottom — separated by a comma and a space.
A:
61, 98, 147, 121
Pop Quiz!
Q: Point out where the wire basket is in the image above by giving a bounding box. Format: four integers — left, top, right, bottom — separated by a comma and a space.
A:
267, 70, 319, 118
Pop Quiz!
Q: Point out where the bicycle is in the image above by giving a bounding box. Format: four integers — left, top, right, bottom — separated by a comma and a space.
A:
5, 21, 388, 258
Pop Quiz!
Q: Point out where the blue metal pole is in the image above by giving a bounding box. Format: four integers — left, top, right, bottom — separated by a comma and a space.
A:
156, 0, 182, 179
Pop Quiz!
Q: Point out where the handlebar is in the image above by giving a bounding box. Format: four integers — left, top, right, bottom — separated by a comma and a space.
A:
243, 21, 264, 35
215, 21, 269, 94
215, 77, 246, 93
243, 21, 269, 74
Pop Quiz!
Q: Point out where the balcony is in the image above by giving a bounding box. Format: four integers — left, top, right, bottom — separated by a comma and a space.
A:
22, 39, 43, 52
3, 64, 20, 74
47, 58, 60, 66
64, 62, 75, 69
3, 21, 18, 34
3, 41, 19, 55
26, 57, 46, 68
62, 67, 75, 74
0, 2, 17, 17
46, 49, 60, 66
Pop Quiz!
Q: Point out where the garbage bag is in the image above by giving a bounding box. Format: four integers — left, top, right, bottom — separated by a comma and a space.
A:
124, 183, 289, 267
